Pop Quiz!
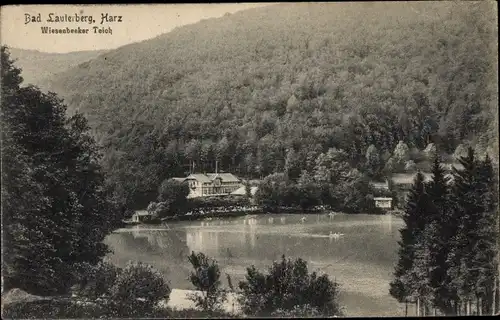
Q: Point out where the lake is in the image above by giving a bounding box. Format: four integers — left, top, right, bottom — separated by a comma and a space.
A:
105, 213, 412, 317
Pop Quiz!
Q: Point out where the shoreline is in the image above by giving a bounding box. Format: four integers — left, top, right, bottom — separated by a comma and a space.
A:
121, 208, 393, 227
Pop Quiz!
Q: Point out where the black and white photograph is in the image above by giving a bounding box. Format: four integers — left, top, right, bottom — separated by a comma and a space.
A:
1, 2, 499, 318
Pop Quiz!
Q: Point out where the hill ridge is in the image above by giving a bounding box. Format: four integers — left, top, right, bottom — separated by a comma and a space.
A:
13, 2, 499, 208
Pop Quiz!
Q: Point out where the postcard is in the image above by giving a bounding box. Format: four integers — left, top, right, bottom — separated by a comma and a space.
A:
1, 2, 498, 318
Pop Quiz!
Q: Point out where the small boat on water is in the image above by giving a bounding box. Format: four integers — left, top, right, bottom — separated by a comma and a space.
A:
329, 231, 345, 239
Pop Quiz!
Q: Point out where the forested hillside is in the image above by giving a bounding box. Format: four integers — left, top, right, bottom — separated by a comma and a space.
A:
8, 48, 106, 86
42, 2, 497, 209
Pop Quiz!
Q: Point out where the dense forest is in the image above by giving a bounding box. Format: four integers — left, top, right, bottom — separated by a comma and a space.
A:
17, 2, 496, 209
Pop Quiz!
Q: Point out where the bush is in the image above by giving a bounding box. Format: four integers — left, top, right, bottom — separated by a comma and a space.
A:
3, 262, 171, 319
72, 261, 120, 300
237, 255, 342, 317
108, 261, 171, 316
187, 252, 227, 312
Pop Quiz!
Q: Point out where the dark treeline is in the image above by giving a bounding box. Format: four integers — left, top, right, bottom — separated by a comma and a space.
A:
390, 149, 499, 316
1, 46, 122, 296
38, 2, 497, 209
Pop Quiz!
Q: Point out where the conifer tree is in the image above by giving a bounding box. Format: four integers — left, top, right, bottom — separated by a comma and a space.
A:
471, 154, 498, 314
446, 147, 481, 313
407, 225, 434, 316
389, 172, 429, 305
424, 154, 454, 314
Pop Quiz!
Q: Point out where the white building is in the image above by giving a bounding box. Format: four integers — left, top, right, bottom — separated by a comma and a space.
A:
374, 197, 393, 209
171, 173, 242, 198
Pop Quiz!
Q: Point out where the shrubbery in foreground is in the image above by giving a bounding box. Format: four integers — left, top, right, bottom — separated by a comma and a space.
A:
2, 302, 234, 319
187, 251, 227, 312
238, 255, 343, 317
3, 254, 343, 319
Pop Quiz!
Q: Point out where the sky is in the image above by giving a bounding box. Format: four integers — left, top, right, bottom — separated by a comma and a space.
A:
0, 4, 274, 53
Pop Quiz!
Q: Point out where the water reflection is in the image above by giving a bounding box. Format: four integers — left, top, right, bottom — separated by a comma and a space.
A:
106, 214, 404, 316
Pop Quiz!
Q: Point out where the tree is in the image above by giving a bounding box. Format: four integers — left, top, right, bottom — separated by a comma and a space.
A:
406, 226, 434, 316
255, 173, 294, 212
156, 179, 190, 217
446, 147, 482, 311
423, 154, 455, 314
444, 148, 499, 315
296, 170, 322, 210
284, 148, 301, 180
313, 148, 351, 184
184, 139, 201, 172
1, 46, 121, 296
393, 140, 411, 165
471, 154, 498, 314
333, 169, 374, 213
390, 172, 430, 306
1, 48, 57, 295
365, 144, 383, 178
187, 252, 227, 312
238, 255, 342, 317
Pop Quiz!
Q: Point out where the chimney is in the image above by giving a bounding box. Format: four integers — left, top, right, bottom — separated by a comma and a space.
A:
215, 160, 218, 174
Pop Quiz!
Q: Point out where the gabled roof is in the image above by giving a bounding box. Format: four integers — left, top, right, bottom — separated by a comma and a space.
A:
391, 173, 433, 185
206, 173, 240, 182
185, 174, 211, 183
370, 181, 389, 189
184, 173, 241, 183
374, 197, 393, 201
171, 177, 186, 182
391, 172, 454, 185
133, 210, 151, 216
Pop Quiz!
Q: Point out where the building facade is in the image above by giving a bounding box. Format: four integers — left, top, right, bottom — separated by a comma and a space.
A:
373, 197, 393, 209
172, 173, 242, 198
